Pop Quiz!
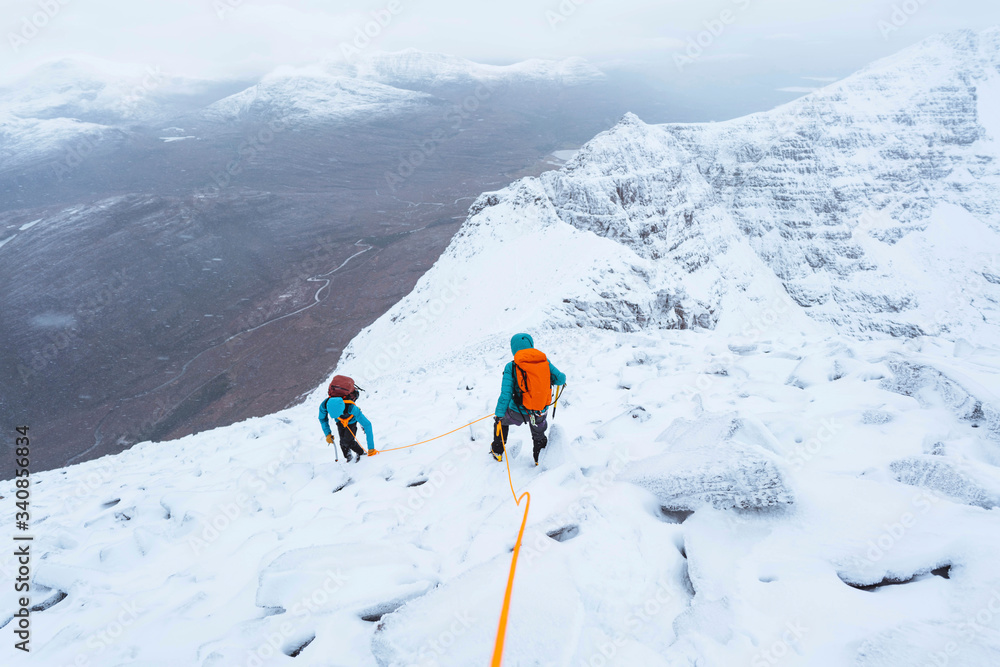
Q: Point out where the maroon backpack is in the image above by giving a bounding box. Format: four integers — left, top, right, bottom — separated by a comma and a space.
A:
327, 375, 357, 399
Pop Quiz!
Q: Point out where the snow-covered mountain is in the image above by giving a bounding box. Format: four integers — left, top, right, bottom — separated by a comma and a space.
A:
0, 115, 125, 172
207, 51, 604, 123
0, 58, 212, 173
327, 49, 605, 88
0, 58, 201, 124
393, 28, 1000, 347
4, 30, 1000, 667
0, 59, 153, 171
0, 51, 605, 168
203, 66, 432, 124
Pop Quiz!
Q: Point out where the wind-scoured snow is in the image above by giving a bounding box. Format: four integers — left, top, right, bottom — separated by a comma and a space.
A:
4, 329, 1000, 666
889, 455, 1000, 508
3, 29, 1000, 667
619, 414, 794, 511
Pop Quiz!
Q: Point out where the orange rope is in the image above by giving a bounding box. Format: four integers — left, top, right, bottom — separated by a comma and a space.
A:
372, 412, 533, 666
490, 422, 531, 667
376, 414, 493, 453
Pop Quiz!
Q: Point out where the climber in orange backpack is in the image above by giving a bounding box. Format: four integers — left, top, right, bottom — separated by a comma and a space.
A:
319, 375, 376, 462
491, 333, 567, 465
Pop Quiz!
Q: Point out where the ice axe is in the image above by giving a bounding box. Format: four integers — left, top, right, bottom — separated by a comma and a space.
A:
551, 384, 566, 420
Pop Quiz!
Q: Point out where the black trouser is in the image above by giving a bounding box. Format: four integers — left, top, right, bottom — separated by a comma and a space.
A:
491, 408, 548, 459
337, 421, 366, 460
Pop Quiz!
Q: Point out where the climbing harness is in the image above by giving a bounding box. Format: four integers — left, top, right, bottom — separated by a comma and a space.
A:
337, 399, 356, 428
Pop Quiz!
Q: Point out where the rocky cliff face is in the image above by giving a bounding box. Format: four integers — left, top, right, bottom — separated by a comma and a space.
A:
462, 28, 1000, 344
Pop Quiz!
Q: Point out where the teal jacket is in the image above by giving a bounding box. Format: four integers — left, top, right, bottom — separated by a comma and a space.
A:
495, 333, 566, 418
319, 397, 375, 451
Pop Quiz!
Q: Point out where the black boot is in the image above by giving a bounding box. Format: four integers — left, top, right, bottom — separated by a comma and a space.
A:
349, 442, 365, 462
532, 435, 547, 465
491, 420, 508, 462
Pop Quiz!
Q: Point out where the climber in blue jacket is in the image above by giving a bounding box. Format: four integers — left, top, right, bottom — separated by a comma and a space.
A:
492, 333, 566, 464
319, 386, 375, 462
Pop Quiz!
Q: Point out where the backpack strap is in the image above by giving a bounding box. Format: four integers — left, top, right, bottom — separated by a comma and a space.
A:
337, 399, 355, 427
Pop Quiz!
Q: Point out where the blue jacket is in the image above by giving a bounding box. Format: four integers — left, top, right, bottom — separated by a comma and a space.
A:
319, 397, 375, 451
495, 333, 566, 418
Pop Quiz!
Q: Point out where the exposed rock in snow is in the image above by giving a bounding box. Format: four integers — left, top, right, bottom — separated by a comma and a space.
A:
619, 414, 794, 510
880, 356, 1000, 440
890, 455, 1000, 508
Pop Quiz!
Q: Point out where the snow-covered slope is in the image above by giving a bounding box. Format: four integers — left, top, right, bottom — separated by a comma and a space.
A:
4, 329, 1000, 665
0, 115, 125, 171
203, 66, 431, 124
4, 29, 1000, 667
327, 49, 605, 88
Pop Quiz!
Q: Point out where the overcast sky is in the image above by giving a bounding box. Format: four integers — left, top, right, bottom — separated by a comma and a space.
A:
3, 0, 999, 91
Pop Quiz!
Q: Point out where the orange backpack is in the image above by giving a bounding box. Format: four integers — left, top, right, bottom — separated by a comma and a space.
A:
512, 348, 553, 412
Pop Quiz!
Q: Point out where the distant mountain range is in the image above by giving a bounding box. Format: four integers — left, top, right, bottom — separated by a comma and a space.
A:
0, 51, 606, 170
326, 48, 605, 87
